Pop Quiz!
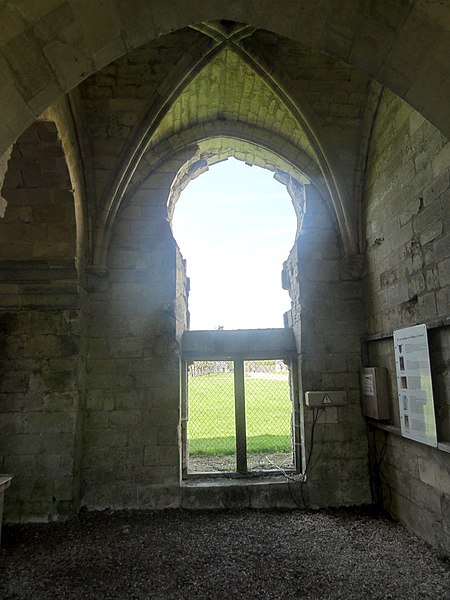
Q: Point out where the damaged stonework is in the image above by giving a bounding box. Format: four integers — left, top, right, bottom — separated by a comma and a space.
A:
0, 146, 12, 218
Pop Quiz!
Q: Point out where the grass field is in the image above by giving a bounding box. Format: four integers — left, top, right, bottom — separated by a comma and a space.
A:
187, 372, 292, 456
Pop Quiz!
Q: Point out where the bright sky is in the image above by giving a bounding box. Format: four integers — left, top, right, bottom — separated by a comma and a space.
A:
172, 158, 297, 330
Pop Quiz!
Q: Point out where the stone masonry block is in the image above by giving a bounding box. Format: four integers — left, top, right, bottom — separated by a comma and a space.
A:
399, 196, 421, 226
436, 286, 450, 314
304, 353, 347, 373
392, 221, 414, 250
111, 390, 144, 410
438, 258, 450, 288
86, 411, 108, 428
304, 259, 340, 281
41, 391, 76, 412
71, 0, 121, 54
423, 169, 449, 207
432, 142, 450, 177
436, 463, 450, 496
321, 371, 359, 390
25, 411, 75, 433
434, 234, 450, 263
86, 428, 128, 448
157, 427, 179, 446
108, 336, 143, 358
143, 445, 179, 466
0, 413, 25, 434
86, 371, 134, 391
38, 432, 74, 454
418, 457, 437, 488
414, 130, 444, 174
43, 39, 93, 91
144, 407, 179, 427
0, 371, 28, 393
440, 495, 450, 554
421, 220, 443, 246
409, 478, 443, 518
413, 202, 442, 235
108, 410, 140, 428
1, 433, 42, 454
87, 390, 114, 411
127, 425, 158, 448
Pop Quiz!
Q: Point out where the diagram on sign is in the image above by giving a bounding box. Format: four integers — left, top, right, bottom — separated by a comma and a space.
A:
393, 324, 437, 447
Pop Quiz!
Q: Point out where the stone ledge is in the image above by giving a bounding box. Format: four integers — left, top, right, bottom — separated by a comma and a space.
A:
0, 259, 78, 282
365, 314, 450, 342
367, 420, 450, 454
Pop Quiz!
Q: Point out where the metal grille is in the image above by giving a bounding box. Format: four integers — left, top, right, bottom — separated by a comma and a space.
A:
187, 361, 236, 473
185, 359, 294, 474
244, 360, 294, 471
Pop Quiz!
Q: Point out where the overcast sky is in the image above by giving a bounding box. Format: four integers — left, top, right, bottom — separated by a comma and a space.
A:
172, 158, 297, 330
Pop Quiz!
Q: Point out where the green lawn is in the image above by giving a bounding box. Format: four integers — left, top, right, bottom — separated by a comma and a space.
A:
187, 372, 292, 455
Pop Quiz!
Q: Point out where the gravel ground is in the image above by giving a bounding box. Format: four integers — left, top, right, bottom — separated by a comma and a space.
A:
1, 507, 449, 599
188, 452, 294, 472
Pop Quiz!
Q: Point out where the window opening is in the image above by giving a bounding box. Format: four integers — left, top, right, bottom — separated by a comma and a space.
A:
186, 360, 237, 473
173, 158, 304, 478
172, 158, 297, 330
244, 360, 294, 472
184, 357, 295, 475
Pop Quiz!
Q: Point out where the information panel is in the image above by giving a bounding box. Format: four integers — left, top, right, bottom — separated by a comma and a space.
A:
393, 324, 437, 447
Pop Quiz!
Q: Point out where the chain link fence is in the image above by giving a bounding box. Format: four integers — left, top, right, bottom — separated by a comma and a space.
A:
244, 360, 294, 471
187, 361, 236, 473
186, 359, 294, 473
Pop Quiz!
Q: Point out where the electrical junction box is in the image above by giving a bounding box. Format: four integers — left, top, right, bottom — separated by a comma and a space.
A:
305, 391, 346, 407
360, 367, 389, 420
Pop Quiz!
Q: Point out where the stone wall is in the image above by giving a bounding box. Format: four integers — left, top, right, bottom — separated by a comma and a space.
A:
175, 244, 189, 340
82, 171, 181, 510
429, 327, 450, 442
285, 184, 370, 507
363, 89, 450, 553
0, 4, 448, 557
0, 260, 82, 520
81, 171, 371, 512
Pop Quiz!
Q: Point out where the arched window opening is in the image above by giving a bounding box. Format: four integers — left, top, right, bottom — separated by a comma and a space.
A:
172, 158, 298, 331
172, 157, 303, 477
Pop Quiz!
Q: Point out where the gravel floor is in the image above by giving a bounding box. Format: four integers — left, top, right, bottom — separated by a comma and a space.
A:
1, 507, 449, 599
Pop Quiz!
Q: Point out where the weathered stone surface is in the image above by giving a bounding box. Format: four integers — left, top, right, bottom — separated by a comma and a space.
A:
364, 89, 449, 552
0, 5, 448, 558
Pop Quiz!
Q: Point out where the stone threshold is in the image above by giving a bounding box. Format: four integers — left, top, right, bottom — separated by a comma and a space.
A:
180, 474, 304, 509
182, 473, 300, 487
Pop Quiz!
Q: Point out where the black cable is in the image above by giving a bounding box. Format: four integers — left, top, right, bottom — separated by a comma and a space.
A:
307, 407, 326, 474
306, 407, 321, 471
287, 476, 308, 509
377, 430, 392, 502
284, 406, 324, 510
368, 428, 379, 505
370, 428, 391, 505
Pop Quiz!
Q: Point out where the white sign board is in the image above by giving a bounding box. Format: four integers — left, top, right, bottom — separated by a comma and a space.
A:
393, 324, 437, 447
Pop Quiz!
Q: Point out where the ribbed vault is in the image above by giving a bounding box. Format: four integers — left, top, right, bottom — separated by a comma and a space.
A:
90, 30, 361, 265
149, 46, 317, 162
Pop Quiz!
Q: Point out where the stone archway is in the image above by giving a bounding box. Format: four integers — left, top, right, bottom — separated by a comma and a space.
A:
1, 1, 450, 159
0, 120, 77, 261
0, 119, 83, 520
